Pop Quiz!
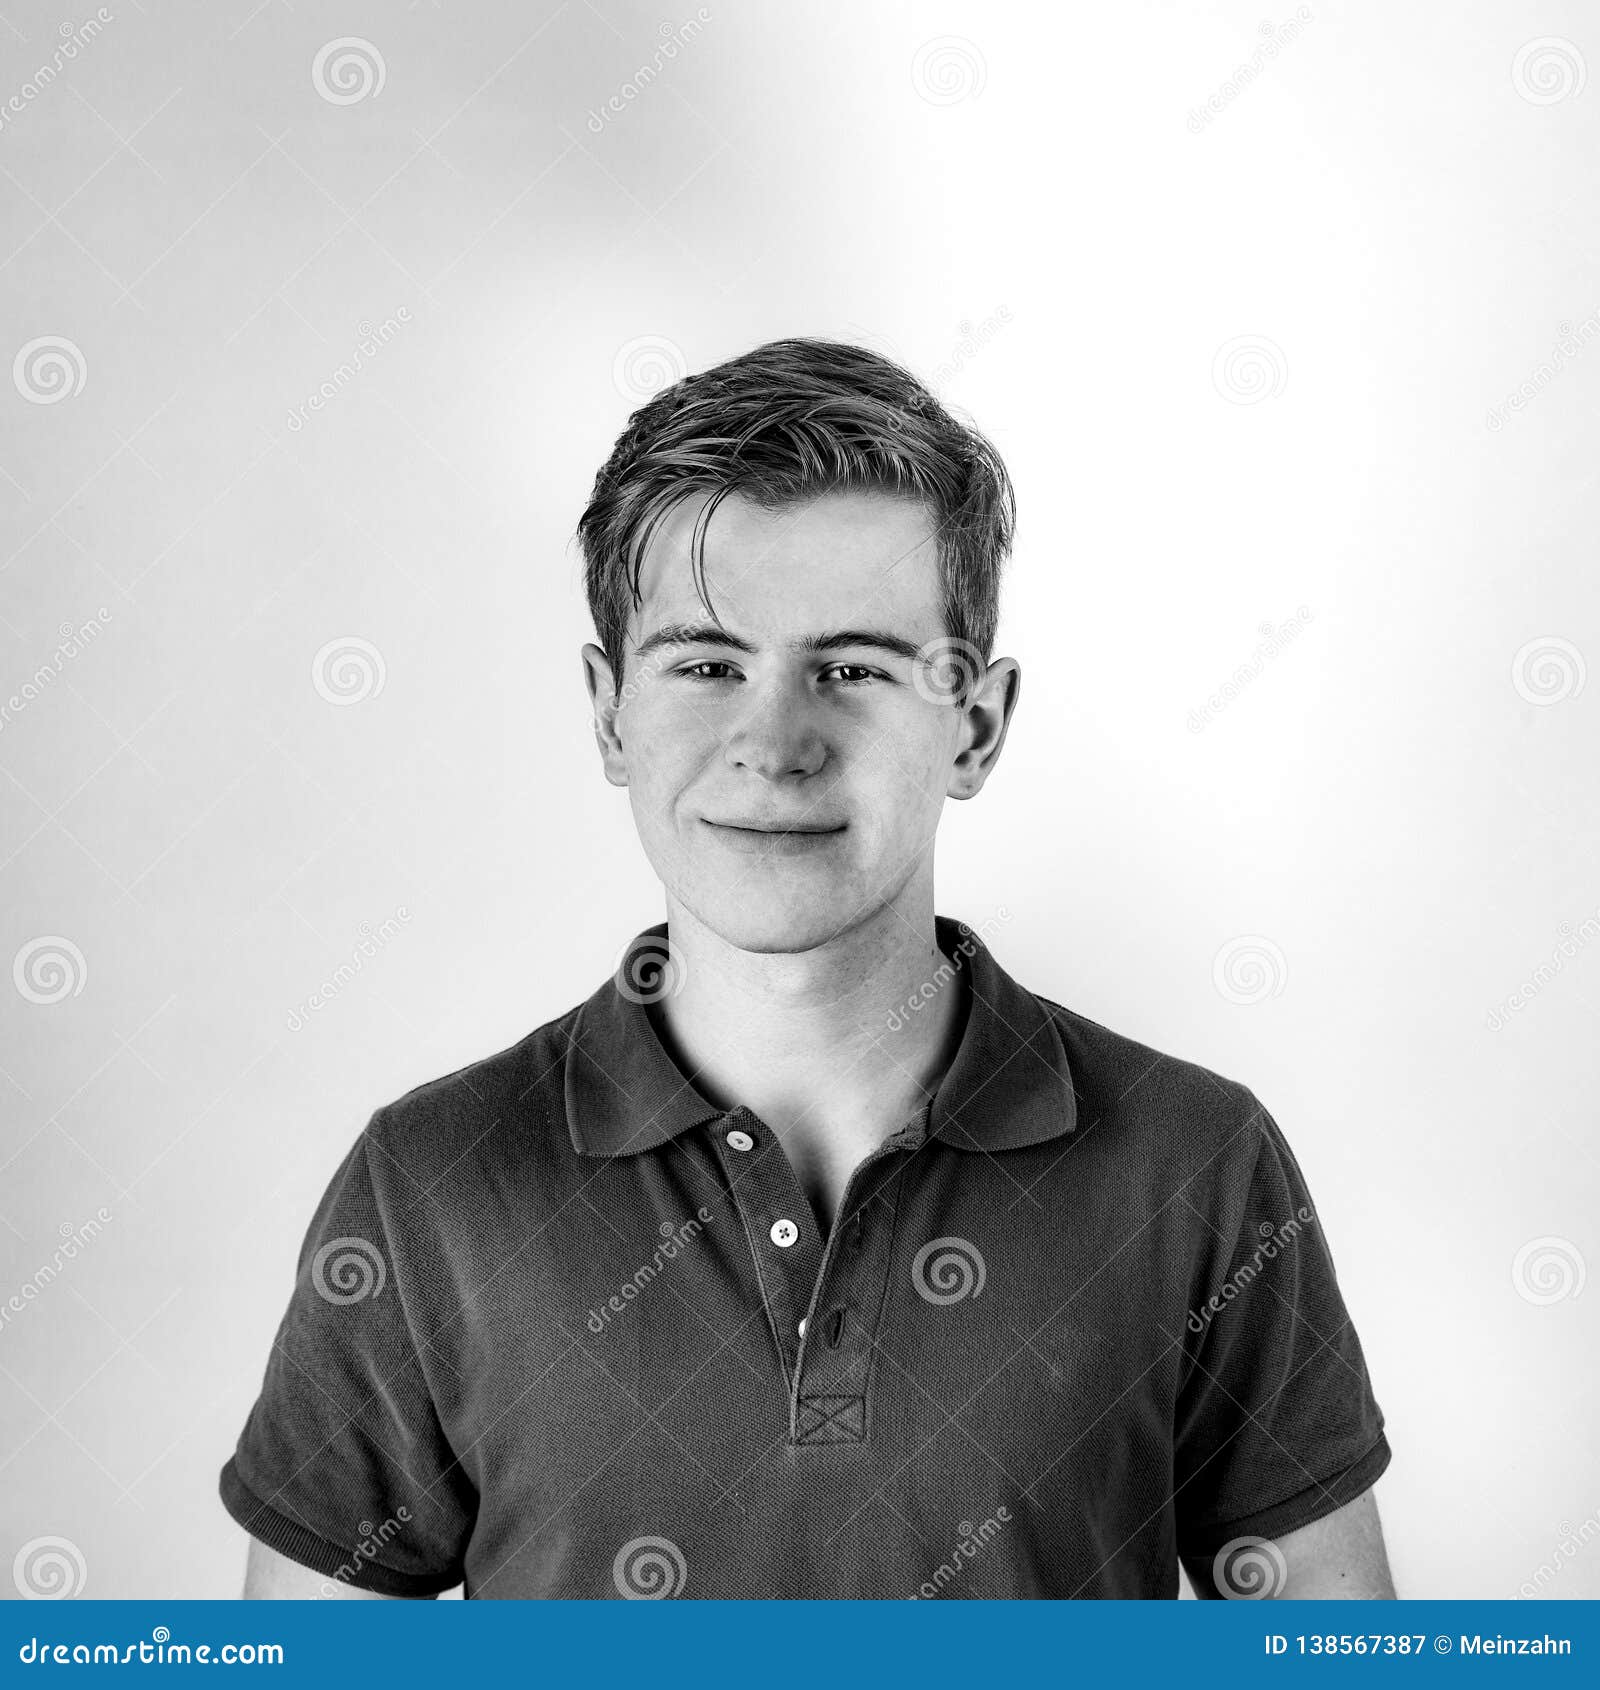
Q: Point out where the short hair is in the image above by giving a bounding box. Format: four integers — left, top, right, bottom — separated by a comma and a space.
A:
576, 336, 1016, 700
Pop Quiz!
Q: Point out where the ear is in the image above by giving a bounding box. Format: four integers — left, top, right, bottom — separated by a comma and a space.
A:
948, 657, 1021, 800
582, 643, 630, 788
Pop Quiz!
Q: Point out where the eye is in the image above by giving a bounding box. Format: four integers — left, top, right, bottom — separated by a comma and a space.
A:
824, 664, 884, 687
675, 661, 740, 681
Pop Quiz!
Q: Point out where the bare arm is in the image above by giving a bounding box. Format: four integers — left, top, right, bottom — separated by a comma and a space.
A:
1182, 1490, 1396, 1599
242, 1537, 412, 1600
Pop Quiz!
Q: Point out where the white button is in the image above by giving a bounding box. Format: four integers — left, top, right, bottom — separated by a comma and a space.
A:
769, 1218, 799, 1248
797, 1317, 807, 1339
725, 1129, 754, 1152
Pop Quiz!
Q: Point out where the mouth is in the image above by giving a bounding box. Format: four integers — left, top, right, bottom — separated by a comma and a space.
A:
700, 818, 847, 853
704, 821, 846, 835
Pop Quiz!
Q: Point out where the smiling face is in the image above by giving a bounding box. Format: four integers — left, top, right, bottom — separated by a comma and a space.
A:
582, 487, 1018, 954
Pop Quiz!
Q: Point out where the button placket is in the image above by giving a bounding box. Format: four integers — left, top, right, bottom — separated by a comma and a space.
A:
788, 1145, 909, 1447
711, 1109, 824, 1385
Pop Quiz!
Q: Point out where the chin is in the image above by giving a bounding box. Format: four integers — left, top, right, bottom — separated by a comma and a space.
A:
677, 882, 860, 955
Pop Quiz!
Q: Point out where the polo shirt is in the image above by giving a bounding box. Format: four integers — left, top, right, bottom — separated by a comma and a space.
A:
219, 914, 1391, 1599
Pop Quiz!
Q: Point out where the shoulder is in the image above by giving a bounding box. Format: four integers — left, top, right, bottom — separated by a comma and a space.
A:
357, 1002, 585, 1198
1035, 992, 1277, 1190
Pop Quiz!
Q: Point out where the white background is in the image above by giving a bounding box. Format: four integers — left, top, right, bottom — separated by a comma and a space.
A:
0, 0, 1595, 1600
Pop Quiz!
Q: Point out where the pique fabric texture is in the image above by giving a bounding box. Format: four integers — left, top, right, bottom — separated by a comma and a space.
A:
219, 915, 1391, 1599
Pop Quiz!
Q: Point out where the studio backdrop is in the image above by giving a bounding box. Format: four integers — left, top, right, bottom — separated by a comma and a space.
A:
0, 0, 1596, 1600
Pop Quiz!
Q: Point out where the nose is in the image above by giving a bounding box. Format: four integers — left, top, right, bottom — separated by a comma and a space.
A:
722, 674, 827, 781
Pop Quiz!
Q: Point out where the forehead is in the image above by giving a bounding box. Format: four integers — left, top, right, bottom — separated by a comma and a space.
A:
632, 488, 944, 639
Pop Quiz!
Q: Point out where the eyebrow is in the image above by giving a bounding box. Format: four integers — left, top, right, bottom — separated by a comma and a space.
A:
634, 621, 926, 664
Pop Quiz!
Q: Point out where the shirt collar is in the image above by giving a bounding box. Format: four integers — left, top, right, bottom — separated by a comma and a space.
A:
564, 915, 1077, 1159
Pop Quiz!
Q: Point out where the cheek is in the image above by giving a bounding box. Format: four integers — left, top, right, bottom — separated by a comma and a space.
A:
625, 702, 721, 788
859, 721, 955, 811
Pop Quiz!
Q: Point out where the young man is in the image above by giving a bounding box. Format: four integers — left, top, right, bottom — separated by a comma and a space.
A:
223, 339, 1395, 1600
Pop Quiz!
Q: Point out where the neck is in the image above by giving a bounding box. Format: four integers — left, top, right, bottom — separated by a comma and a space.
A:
649, 895, 966, 1148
